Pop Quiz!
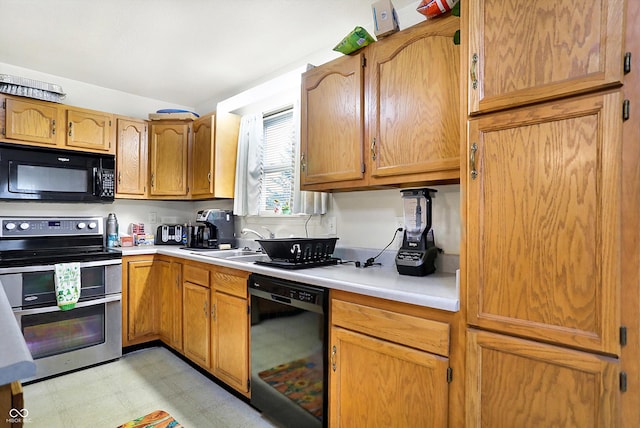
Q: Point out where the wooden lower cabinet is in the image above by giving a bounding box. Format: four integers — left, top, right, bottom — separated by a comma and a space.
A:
329, 292, 452, 428
211, 267, 250, 395
466, 329, 619, 428
182, 280, 210, 369
330, 327, 449, 428
123, 256, 158, 345
158, 258, 182, 351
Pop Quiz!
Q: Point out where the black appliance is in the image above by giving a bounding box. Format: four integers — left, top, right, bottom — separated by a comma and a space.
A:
395, 188, 438, 276
0, 216, 122, 382
249, 274, 328, 428
186, 209, 235, 249
156, 224, 184, 245
0, 143, 115, 202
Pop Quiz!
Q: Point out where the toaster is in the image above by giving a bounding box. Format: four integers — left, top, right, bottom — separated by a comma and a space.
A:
156, 224, 184, 245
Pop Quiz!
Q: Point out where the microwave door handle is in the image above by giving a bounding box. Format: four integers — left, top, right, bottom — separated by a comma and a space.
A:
93, 167, 100, 196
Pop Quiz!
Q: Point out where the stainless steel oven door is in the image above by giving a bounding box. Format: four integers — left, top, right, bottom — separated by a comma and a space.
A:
13, 294, 122, 382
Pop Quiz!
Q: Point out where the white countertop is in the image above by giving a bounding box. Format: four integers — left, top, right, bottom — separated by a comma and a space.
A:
0, 281, 36, 385
121, 245, 460, 312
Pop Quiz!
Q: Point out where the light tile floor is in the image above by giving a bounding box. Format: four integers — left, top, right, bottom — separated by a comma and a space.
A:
23, 347, 279, 428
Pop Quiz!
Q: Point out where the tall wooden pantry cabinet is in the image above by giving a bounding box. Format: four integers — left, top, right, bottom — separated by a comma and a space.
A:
462, 0, 639, 426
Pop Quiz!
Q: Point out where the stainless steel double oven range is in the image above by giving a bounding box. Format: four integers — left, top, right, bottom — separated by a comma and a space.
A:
0, 216, 122, 382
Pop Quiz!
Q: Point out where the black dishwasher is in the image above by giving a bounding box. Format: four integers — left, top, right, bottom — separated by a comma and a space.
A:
249, 274, 328, 428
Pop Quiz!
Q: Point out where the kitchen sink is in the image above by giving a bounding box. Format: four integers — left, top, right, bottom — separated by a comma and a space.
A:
190, 249, 269, 263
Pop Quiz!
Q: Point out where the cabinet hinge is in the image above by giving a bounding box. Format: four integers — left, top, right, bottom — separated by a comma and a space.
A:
247, 379, 251, 390
620, 371, 628, 392
623, 99, 630, 121
624, 52, 632, 74
620, 326, 628, 346
1, 100, 5, 109
361, 162, 365, 174
109, 120, 112, 127
446, 367, 453, 383
247, 304, 250, 315
1, 128, 4, 136
361, 55, 366, 68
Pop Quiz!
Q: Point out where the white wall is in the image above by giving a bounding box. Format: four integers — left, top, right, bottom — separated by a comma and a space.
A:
0, 62, 194, 119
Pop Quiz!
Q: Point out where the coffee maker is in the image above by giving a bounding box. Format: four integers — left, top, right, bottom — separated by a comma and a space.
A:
186, 209, 236, 249
395, 188, 438, 276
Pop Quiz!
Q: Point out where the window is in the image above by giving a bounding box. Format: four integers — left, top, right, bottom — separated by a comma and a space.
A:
260, 108, 295, 214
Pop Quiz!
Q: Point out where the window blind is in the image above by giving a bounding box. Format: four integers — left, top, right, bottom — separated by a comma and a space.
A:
260, 108, 294, 213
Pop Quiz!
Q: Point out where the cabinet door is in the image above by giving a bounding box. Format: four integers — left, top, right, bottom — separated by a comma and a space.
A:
466, 329, 619, 428
126, 259, 157, 342
212, 290, 249, 393
65, 108, 114, 152
157, 259, 173, 344
191, 115, 214, 198
212, 111, 240, 198
171, 261, 183, 351
329, 327, 448, 428
149, 122, 190, 197
116, 118, 148, 198
467, 0, 624, 114
367, 17, 460, 185
183, 281, 210, 368
301, 53, 365, 189
467, 91, 622, 354
3, 96, 62, 146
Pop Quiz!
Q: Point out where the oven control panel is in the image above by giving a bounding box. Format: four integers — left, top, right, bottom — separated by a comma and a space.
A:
0, 217, 104, 237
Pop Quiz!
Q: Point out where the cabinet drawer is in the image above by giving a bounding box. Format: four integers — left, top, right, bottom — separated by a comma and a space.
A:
331, 299, 449, 357
212, 269, 247, 298
183, 264, 210, 287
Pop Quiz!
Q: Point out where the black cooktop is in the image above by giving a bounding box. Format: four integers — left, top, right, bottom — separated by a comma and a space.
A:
0, 247, 122, 268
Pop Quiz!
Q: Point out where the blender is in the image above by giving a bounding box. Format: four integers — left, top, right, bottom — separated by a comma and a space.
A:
395, 188, 438, 276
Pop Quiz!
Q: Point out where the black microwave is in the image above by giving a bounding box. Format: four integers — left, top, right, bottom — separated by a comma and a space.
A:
0, 144, 115, 202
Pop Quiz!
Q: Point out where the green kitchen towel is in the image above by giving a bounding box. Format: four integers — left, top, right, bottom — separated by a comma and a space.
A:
54, 262, 81, 310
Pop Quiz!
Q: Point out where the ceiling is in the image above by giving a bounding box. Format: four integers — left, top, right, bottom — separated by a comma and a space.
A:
0, 0, 419, 109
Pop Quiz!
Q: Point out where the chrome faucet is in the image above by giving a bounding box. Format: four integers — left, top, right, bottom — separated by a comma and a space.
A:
241, 227, 275, 239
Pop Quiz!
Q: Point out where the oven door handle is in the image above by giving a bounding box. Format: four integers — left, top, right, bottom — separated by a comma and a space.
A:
14, 294, 121, 316
0, 258, 122, 274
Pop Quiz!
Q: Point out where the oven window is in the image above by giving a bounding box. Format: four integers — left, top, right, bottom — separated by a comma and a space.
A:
23, 266, 106, 306
13, 164, 88, 193
21, 305, 105, 359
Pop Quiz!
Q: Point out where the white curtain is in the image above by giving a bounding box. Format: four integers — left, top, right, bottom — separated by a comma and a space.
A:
292, 98, 329, 215
233, 113, 263, 216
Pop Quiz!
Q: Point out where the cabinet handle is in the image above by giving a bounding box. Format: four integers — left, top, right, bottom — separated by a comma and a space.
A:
300, 153, 306, 172
212, 303, 217, 321
52, 119, 56, 135
207, 171, 211, 183
150, 173, 155, 187
204, 301, 208, 317
68, 122, 73, 137
471, 53, 479, 90
331, 345, 337, 372
371, 138, 377, 161
118, 171, 122, 184
470, 143, 478, 180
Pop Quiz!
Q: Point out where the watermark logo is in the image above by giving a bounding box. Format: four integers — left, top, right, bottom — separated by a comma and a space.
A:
7, 408, 31, 424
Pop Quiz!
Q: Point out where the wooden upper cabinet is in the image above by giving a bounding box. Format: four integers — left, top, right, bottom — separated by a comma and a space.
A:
467, 0, 625, 114
301, 52, 365, 189
192, 114, 214, 198
65, 107, 115, 153
2, 96, 63, 146
115, 117, 148, 198
466, 91, 622, 355
149, 121, 190, 197
191, 112, 240, 199
466, 329, 619, 428
367, 17, 460, 185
